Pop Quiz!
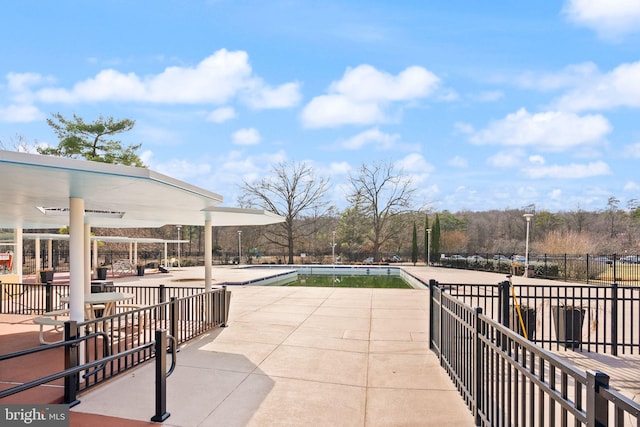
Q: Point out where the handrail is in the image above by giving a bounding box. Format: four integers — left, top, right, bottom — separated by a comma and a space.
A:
0, 341, 152, 399
166, 334, 177, 377
0, 331, 109, 362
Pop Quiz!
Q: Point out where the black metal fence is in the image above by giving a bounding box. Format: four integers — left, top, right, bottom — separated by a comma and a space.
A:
0, 282, 230, 397
430, 281, 640, 426
438, 280, 640, 356
440, 254, 640, 285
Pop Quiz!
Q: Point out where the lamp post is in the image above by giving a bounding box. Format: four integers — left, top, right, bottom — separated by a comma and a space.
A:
523, 214, 533, 277
176, 225, 181, 268
426, 228, 432, 267
237, 230, 242, 265
331, 231, 336, 264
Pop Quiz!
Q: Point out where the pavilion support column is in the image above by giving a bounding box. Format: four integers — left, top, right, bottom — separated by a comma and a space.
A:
164, 242, 168, 268
35, 237, 41, 282
92, 240, 98, 277
84, 223, 91, 295
134, 242, 138, 266
15, 228, 23, 282
47, 239, 53, 270
129, 242, 133, 264
204, 220, 212, 291
69, 198, 85, 323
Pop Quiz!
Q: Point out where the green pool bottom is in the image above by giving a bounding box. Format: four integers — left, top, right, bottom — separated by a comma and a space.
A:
287, 274, 411, 288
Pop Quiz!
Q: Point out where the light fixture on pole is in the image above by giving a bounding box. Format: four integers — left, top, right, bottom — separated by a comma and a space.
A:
237, 230, 242, 265
426, 228, 432, 267
523, 214, 533, 277
332, 231, 336, 264
176, 225, 181, 268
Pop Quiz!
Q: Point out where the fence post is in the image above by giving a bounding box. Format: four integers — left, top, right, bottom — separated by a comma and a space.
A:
473, 307, 483, 426
222, 285, 229, 327
169, 297, 178, 341
498, 281, 510, 327
586, 370, 609, 427
151, 329, 170, 422
611, 283, 618, 356
45, 281, 53, 312
159, 284, 166, 321
63, 320, 80, 406
564, 254, 568, 282
428, 280, 437, 349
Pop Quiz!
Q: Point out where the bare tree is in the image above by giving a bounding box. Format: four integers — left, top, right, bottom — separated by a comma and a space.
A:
240, 161, 331, 264
347, 161, 416, 261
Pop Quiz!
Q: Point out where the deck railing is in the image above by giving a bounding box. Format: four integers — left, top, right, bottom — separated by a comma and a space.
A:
430, 280, 640, 426
1, 283, 230, 398
439, 280, 640, 355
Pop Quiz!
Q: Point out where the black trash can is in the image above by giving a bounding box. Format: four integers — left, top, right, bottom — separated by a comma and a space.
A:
137, 265, 145, 276
97, 267, 108, 280
509, 305, 536, 340
40, 270, 54, 284
552, 305, 585, 349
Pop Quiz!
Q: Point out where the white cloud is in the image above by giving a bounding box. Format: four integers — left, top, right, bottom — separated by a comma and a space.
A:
563, 0, 640, 40
528, 155, 545, 165
301, 95, 384, 128
396, 153, 434, 186
30, 49, 300, 108
470, 108, 611, 151
548, 189, 563, 200
624, 181, 640, 192
329, 65, 440, 102
625, 142, 640, 158
553, 61, 640, 111
474, 91, 504, 102
448, 156, 468, 168
232, 128, 261, 145
328, 161, 352, 175
0, 104, 44, 122
301, 64, 441, 128
340, 128, 400, 150
207, 107, 236, 123
514, 62, 599, 91
487, 149, 526, 168
242, 81, 301, 109
153, 158, 212, 181
522, 160, 611, 179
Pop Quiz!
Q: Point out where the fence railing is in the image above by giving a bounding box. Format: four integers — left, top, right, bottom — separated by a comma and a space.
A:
440, 280, 640, 355
1, 281, 230, 396
429, 280, 640, 426
440, 253, 640, 285
0, 281, 212, 315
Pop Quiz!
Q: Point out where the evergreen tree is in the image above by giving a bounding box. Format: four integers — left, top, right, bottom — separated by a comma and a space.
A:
411, 221, 418, 265
38, 113, 144, 166
432, 214, 441, 262
424, 214, 429, 263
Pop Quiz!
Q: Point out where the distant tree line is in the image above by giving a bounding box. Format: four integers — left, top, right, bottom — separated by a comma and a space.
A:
7, 114, 640, 263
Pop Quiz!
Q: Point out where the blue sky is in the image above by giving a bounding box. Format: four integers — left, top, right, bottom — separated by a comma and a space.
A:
2, 1, 640, 213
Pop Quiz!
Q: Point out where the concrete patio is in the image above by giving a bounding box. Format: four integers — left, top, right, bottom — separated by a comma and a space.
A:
71, 279, 475, 426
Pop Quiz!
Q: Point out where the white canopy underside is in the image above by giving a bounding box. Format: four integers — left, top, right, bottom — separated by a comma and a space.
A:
0, 151, 284, 229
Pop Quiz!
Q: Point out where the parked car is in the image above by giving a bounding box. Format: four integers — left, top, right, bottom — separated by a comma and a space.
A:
593, 256, 613, 265
620, 255, 640, 264
391, 255, 402, 262
450, 255, 465, 260
363, 257, 375, 264
493, 255, 511, 262
467, 255, 486, 262
511, 255, 526, 264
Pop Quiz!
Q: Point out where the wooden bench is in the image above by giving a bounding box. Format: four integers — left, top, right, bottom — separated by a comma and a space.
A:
33, 309, 71, 344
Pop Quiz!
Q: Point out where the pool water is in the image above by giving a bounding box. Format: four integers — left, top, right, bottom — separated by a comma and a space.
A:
287, 274, 411, 288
